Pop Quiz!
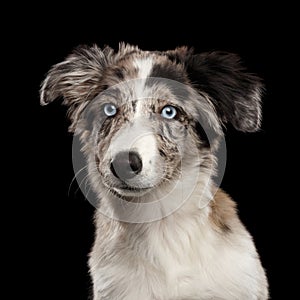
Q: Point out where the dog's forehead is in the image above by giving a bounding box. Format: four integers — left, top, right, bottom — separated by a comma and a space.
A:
103, 51, 189, 85
99, 52, 191, 107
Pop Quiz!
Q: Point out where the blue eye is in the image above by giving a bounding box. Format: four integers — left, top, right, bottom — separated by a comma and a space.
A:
103, 103, 117, 117
161, 105, 177, 119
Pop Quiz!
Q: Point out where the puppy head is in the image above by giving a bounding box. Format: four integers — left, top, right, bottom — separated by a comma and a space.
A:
40, 44, 263, 201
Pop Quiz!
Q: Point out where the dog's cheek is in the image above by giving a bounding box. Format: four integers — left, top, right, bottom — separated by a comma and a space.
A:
156, 121, 191, 179
156, 133, 181, 180
188, 119, 221, 151
94, 131, 115, 175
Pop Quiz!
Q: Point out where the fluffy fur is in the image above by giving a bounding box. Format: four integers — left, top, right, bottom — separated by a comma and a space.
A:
41, 43, 268, 299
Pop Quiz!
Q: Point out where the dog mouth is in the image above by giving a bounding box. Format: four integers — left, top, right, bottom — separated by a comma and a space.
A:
114, 183, 153, 194
99, 169, 156, 197
118, 184, 150, 191
107, 182, 155, 197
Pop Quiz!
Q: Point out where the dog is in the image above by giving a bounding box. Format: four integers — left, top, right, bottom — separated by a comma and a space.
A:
40, 43, 269, 300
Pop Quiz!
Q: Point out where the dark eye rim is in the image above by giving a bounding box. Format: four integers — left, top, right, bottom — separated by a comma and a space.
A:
160, 104, 189, 124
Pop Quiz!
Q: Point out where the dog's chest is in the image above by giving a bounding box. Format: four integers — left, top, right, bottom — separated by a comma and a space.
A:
143, 216, 219, 298
92, 213, 237, 299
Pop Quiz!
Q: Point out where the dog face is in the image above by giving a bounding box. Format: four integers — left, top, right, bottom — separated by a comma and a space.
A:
40, 44, 262, 200
82, 77, 216, 198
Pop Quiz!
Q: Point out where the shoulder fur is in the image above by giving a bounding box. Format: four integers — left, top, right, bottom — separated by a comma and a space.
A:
209, 189, 237, 233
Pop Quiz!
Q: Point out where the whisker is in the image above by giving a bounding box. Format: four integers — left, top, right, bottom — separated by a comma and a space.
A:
68, 165, 89, 196
70, 167, 99, 197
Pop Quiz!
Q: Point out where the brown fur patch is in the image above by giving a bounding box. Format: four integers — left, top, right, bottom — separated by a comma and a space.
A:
209, 189, 237, 233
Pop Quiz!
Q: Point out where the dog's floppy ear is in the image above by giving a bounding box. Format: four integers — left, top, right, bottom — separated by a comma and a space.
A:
185, 51, 263, 132
40, 45, 113, 131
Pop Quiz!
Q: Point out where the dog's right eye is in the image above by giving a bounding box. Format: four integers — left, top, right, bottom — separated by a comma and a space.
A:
103, 103, 117, 117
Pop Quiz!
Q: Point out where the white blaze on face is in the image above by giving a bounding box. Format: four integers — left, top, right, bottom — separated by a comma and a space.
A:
130, 58, 157, 181
106, 57, 160, 187
133, 57, 154, 117
129, 122, 157, 177
133, 57, 154, 81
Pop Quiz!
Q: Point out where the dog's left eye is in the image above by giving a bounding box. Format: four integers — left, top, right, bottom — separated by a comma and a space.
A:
103, 103, 117, 117
161, 105, 177, 119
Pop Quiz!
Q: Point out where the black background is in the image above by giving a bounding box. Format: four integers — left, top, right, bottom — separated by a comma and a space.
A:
14, 6, 294, 299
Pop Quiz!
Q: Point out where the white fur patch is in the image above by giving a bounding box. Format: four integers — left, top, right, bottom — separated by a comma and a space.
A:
133, 57, 154, 80
132, 58, 154, 108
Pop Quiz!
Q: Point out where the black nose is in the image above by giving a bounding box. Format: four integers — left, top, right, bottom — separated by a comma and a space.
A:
110, 151, 143, 180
